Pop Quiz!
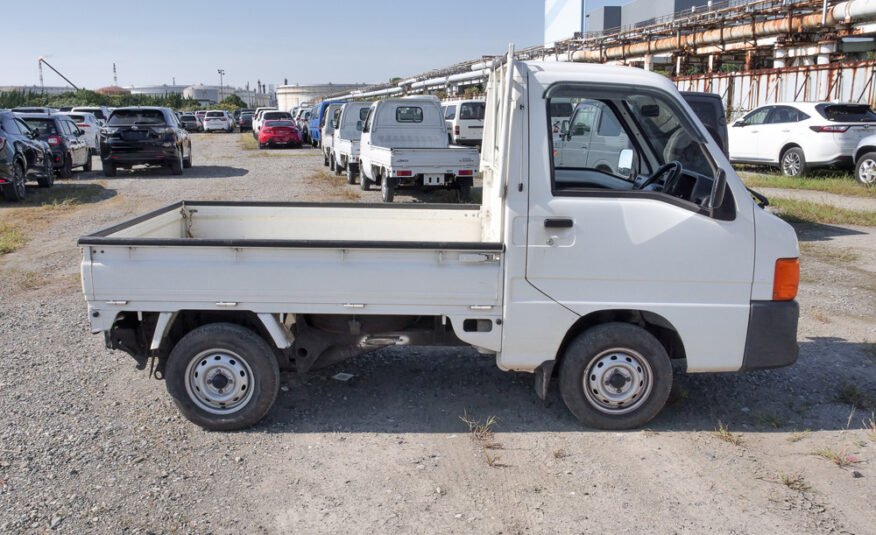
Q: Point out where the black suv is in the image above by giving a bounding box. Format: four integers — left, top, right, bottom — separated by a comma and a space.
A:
19, 113, 91, 178
100, 107, 192, 177
0, 110, 54, 201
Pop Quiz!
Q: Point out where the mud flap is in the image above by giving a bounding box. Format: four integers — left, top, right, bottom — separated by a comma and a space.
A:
534, 360, 555, 401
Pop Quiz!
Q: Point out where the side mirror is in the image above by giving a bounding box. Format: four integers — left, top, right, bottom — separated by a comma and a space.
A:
30, 128, 40, 137
733, 120, 744, 127
617, 149, 634, 176
708, 169, 728, 214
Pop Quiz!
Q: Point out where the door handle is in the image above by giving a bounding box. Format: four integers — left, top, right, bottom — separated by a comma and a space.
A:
544, 218, 573, 228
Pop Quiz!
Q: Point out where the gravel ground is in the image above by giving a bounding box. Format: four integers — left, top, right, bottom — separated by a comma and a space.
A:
0, 133, 874, 534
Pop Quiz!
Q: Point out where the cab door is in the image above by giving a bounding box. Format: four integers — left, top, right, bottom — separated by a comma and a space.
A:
524, 80, 756, 372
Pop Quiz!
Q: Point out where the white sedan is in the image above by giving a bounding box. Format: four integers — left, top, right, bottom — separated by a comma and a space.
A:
61, 111, 100, 153
728, 102, 876, 176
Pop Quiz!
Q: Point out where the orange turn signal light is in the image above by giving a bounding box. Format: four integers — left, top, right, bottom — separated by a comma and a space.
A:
773, 258, 799, 301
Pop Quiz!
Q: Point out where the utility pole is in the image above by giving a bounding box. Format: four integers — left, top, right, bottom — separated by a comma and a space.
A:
218, 69, 225, 101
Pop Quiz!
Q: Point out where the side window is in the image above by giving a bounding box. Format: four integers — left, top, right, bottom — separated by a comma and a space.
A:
444, 105, 456, 120
742, 107, 770, 126
15, 119, 32, 135
553, 99, 637, 180
396, 106, 423, 123
58, 120, 71, 135
362, 109, 374, 133
767, 106, 798, 124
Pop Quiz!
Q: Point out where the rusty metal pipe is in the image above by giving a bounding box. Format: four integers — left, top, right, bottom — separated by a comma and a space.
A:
572, 0, 876, 62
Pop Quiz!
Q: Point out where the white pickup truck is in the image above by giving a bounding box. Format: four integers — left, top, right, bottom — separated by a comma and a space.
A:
331, 102, 372, 184
78, 50, 800, 432
319, 103, 345, 169
358, 96, 480, 202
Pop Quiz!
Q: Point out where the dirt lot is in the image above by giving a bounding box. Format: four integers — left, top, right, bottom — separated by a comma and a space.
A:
1, 133, 874, 534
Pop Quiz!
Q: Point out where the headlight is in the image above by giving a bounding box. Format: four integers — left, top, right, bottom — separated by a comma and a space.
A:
100, 127, 117, 136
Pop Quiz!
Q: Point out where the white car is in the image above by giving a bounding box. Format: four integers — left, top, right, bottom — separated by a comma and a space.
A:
251, 107, 278, 137
728, 102, 876, 176
71, 106, 111, 127
853, 134, 876, 184
61, 111, 100, 152
442, 99, 486, 146
203, 110, 232, 133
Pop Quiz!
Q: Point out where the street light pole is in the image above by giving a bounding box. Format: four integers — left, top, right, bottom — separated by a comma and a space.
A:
217, 69, 225, 101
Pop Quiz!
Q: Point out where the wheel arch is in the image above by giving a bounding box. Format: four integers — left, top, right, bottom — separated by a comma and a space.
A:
554, 308, 687, 374
854, 145, 876, 163
778, 142, 802, 163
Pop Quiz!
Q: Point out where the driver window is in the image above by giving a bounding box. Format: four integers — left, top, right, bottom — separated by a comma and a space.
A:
552, 98, 637, 182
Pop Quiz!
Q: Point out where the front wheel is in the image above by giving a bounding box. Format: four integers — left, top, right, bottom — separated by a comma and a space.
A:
165, 323, 280, 431
381, 176, 395, 202
559, 323, 672, 430
346, 163, 356, 185
855, 151, 876, 185
1, 162, 27, 201
780, 147, 807, 177
82, 150, 93, 172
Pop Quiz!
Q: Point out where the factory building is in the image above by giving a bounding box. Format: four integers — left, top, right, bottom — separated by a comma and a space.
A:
276, 83, 370, 111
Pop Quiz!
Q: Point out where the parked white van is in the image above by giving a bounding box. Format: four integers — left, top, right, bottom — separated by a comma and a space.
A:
442, 99, 486, 146
319, 103, 346, 169
331, 102, 372, 184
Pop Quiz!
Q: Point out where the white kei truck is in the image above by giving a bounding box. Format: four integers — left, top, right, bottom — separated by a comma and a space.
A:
319, 103, 345, 169
78, 49, 800, 431
358, 96, 480, 202
330, 102, 372, 184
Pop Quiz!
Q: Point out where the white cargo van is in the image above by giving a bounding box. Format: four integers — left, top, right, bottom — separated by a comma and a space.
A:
78, 50, 800, 432
442, 99, 486, 146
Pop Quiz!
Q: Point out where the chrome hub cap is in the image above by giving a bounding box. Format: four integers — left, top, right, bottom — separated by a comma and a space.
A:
185, 350, 254, 414
782, 152, 801, 176
584, 348, 652, 414
859, 159, 876, 185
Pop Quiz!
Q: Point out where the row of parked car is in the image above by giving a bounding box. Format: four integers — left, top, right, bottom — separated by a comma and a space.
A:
0, 105, 194, 200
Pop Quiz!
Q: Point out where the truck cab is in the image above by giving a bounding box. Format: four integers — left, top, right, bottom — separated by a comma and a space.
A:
320, 102, 346, 169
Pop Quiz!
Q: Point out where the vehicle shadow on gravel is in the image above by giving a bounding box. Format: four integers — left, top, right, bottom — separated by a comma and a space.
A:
791, 221, 867, 242
395, 186, 484, 205
257, 338, 873, 435
1, 182, 117, 207
107, 165, 249, 179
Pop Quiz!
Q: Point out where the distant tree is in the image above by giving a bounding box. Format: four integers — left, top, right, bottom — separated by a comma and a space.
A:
220, 94, 247, 108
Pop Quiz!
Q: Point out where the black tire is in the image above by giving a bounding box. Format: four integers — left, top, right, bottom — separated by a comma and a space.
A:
102, 160, 116, 177
37, 157, 54, 188
258, 142, 265, 150
82, 150, 93, 172
170, 150, 183, 176
329, 153, 336, 171
346, 163, 356, 185
165, 323, 280, 431
360, 169, 370, 191
183, 146, 192, 168
780, 147, 807, 177
559, 322, 673, 430
323, 151, 329, 167
855, 151, 876, 185
381, 176, 395, 203
60, 154, 73, 179
457, 182, 471, 203
332, 155, 342, 176
2, 161, 27, 201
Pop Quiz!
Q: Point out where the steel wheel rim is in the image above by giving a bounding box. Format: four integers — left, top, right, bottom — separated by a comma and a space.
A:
583, 348, 653, 415
782, 152, 801, 176
184, 349, 255, 415
859, 159, 876, 184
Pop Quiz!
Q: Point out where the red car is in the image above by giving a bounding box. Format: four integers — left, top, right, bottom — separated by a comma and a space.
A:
258, 120, 301, 149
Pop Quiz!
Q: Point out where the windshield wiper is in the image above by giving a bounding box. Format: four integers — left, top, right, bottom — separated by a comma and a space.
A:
747, 187, 769, 208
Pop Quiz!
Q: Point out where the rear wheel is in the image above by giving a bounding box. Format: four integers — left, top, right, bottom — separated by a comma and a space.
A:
855, 151, 876, 185
780, 147, 807, 177
2, 161, 27, 201
258, 142, 265, 149
183, 145, 192, 168
82, 150, 93, 172
170, 150, 183, 175
323, 151, 330, 167
60, 154, 73, 179
332, 155, 342, 176
102, 160, 116, 177
559, 323, 672, 430
165, 323, 280, 431
37, 157, 54, 188
457, 182, 471, 202
360, 168, 370, 191
381, 175, 395, 203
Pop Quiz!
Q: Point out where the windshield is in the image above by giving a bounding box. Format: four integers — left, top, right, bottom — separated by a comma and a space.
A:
459, 102, 485, 120
815, 103, 876, 122
107, 109, 166, 126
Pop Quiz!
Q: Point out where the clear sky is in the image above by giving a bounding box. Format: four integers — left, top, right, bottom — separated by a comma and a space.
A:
5, 0, 629, 90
